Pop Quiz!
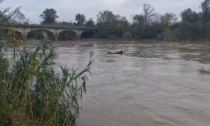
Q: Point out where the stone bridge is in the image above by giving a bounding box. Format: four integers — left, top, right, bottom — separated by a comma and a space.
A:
4, 24, 97, 41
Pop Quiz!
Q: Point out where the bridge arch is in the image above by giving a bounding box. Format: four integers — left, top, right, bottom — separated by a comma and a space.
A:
29, 28, 55, 34
57, 29, 79, 35
3, 28, 23, 40
5, 25, 97, 41
58, 30, 79, 40
4, 28, 23, 35
80, 30, 95, 39
27, 29, 55, 41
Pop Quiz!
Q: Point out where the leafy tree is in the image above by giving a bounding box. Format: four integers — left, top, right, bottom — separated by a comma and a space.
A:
39, 8, 58, 24
97, 10, 115, 24
143, 22, 164, 39
85, 18, 95, 26
130, 13, 164, 39
204, 21, 210, 39
130, 14, 145, 39
129, 4, 161, 39
201, 0, 210, 23
161, 13, 178, 28
191, 21, 204, 40
175, 22, 193, 40
75, 13, 86, 25
115, 15, 129, 38
97, 10, 116, 38
181, 8, 199, 23
97, 10, 129, 39
133, 14, 145, 24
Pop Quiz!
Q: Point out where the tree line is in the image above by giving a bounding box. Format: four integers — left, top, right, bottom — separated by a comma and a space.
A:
39, 8, 95, 27
95, 0, 210, 41
2, 0, 210, 41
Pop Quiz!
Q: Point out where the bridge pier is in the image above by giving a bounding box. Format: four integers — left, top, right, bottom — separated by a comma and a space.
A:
78, 33, 81, 39
22, 34, 27, 43
54, 33, 58, 41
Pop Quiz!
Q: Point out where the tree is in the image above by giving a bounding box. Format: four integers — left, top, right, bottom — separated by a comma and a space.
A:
204, 21, 210, 39
175, 22, 193, 40
181, 8, 199, 23
191, 21, 204, 40
75, 13, 86, 25
97, 10, 115, 24
23, 19, 29, 24
115, 15, 129, 38
39, 8, 58, 24
10, 12, 26, 24
143, 4, 156, 25
162, 28, 176, 41
153, 13, 162, 23
0, 9, 8, 22
133, 14, 145, 24
85, 18, 95, 26
161, 13, 178, 28
130, 14, 145, 39
97, 10, 129, 39
143, 22, 164, 39
0, 4, 25, 24
61, 21, 70, 25
201, 0, 210, 23
97, 10, 116, 38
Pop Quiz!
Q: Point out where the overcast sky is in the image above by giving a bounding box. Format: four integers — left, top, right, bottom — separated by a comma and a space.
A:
1, 0, 203, 23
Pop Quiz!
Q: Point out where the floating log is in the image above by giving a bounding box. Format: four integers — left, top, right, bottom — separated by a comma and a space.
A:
107, 50, 123, 54
107, 50, 141, 54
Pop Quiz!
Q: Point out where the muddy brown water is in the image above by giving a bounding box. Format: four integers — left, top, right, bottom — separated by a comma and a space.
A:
53, 41, 210, 126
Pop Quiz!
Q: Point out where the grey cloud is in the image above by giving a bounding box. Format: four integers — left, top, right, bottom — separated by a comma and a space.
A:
1, 0, 204, 23
117, 0, 202, 20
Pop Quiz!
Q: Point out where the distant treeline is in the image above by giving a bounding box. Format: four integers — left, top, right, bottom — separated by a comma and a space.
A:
2, 0, 210, 41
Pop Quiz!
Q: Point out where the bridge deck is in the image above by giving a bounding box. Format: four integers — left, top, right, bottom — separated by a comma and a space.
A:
4, 24, 97, 31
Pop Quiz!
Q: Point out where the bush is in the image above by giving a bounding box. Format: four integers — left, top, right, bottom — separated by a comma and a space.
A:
122, 32, 133, 40
107, 34, 118, 39
162, 28, 177, 41
156, 32, 164, 41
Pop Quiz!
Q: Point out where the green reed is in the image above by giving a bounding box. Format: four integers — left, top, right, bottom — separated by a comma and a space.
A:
0, 26, 93, 126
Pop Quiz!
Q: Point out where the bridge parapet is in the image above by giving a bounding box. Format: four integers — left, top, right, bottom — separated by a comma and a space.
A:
6, 24, 97, 30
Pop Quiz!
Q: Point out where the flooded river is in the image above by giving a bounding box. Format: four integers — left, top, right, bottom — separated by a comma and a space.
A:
54, 41, 210, 126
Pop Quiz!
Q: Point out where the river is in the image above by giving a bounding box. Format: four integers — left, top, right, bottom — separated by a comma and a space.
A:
54, 41, 210, 126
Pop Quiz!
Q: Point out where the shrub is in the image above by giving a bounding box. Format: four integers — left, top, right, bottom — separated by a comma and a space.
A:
107, 34, 119, 39
122, 32, 133, 40
156, 32, 164, 41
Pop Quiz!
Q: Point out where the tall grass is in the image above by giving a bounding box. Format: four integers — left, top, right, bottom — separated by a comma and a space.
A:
0, 21, 93, 126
